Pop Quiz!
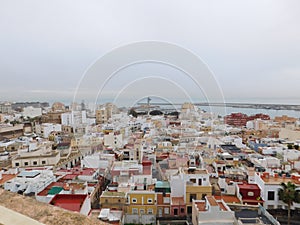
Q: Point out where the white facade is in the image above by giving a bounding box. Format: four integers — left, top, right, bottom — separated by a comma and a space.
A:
192, 197, 235, 225
253, 172, 300, 209
12, 145, 60, 168
61, 110, 88, 126
104, 132, 123, 148
36, 123, 62, 138
22, 106, 42, 118
4, 170, 56, 195
170, 175, 185, 197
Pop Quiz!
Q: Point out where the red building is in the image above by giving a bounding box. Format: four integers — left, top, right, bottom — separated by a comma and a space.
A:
237, 183, 263, 205
171, 196, 186, 217
224, 113, 270, 127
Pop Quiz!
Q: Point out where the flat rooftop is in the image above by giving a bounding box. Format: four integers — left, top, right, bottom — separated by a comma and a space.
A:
182, 167, 208, 175
155, 181, 170, 189
17, 171, 40, 178
261, 175, 300, 185
101, 191, 126, 197
214, 195, 242, 204
50, 194, 87, 212
0, 174, 17, 185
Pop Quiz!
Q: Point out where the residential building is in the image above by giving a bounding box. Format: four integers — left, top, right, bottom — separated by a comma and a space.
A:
35, 123, 62, 138
225, 113, 270, 127
12, 143, 60, 168
125, 190, 156, 224
155, 181, 172, 218
4, 170, 56, 195
96, 103, 119, 124
22, 106, 42, 118
179, 167, 212, 214
0, 124, 23, 139
237, 183, 263, 205
192, 196, 235, 225
100, 191, 126, 210
255, 172, 300, 209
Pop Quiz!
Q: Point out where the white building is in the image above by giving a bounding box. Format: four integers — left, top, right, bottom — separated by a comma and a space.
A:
255, 172, 300, 209
104, 131, 123, 148
35, 123, 62, 138
192, 196, 235, 225
61, 110, 89, 126
22, 106, 42, 118
12, 142, 60, 168
4, 170, 56, 195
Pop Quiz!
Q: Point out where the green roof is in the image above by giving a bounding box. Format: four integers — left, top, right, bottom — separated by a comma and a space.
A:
48, 186, 63, 195
155, 181, 170, 189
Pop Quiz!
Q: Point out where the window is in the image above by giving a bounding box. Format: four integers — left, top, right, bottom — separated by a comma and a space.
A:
164, 207, 169, 214
15, 162, 19, 167
24, 162, 29, 166
140, 209, 145, 214
180, 208, 185, 213
148, 208, 153, 214
147, 198, 153, 203
105, 199, 108, 203
174, 208, 178, 215
190, 194, 197, 202
187, 206, 192, 214
132, 208, 138, 214
42, 161, 46, 165
248, 191, 254, 197
268, 191, 275, 201
132, 198, 137, 203
33, 161, 37, 165
190, 178, 196, 183
163, 197, 170, 204
198, 179, 202, 185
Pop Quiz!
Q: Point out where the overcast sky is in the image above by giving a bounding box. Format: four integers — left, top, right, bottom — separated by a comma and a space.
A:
0, 0, 300, 106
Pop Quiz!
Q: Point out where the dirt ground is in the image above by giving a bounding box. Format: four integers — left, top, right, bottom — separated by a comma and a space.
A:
0, 189, 108, 225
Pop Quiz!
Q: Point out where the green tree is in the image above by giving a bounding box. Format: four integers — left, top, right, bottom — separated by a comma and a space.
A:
287, 144, 293, 149
278, 181, 300, 225
294, 145, 299, 150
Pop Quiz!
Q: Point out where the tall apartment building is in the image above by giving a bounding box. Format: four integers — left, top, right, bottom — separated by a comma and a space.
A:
224, 113, 270, 127
0, 102, 12, 114
96, 103, 119, 124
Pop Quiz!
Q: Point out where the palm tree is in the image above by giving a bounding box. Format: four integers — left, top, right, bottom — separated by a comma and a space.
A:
278, 181, 300, 225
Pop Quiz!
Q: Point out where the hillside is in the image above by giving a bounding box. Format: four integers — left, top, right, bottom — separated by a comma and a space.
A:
0, 189, 108, 225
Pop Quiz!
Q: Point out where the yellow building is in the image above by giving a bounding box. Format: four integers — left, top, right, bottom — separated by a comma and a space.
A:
179, 167, 213, 214
100, 191, 126, 210
186, 185, 212, 213
126, 191, 157, 216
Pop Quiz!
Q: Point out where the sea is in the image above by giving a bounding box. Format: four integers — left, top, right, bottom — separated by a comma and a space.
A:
200, 105, 300, 119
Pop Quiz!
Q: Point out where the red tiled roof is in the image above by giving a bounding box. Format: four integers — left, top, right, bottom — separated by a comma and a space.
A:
195, 202, 206, 211
206, 196, 218, 206
214, 195, 241, 204
0, 174, 16, 185
238, 183, 260, 190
